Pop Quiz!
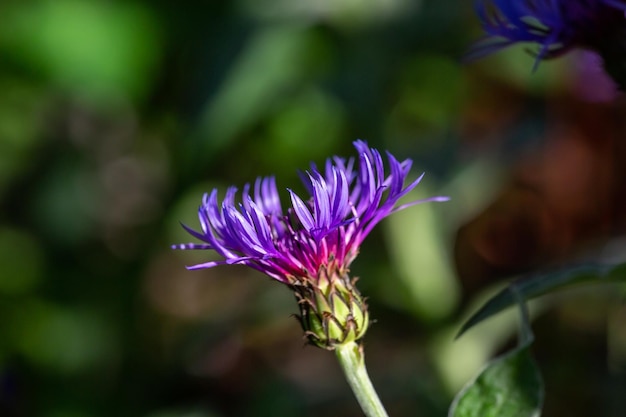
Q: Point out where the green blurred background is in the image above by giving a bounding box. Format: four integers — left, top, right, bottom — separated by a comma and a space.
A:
2, 0, 626, 416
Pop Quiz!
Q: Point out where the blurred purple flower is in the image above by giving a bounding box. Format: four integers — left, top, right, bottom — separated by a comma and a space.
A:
467, 0, 626, 67
173, 140, 448, 284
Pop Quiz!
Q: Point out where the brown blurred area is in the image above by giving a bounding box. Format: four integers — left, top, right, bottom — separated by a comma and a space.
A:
455, 76, 626, 300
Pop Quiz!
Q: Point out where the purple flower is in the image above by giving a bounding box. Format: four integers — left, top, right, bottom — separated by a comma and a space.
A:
173, 140, 448, 349
173, 140, 448, 285
467, 0, 626, 66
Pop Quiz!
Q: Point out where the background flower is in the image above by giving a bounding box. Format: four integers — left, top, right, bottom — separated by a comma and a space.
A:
468, 0, 626, 86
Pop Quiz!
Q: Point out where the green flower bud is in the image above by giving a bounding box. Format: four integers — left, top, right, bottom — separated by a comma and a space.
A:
293, 267, 369, 350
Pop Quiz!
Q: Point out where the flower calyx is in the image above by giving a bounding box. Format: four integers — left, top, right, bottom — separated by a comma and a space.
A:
293, 266, 369, 350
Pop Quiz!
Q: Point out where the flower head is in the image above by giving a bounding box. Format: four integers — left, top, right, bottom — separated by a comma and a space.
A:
173, 140, 448, 348
467, 0, 626, 82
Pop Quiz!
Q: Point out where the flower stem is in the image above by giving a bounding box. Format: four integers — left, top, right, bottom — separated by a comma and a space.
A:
335, 342, 389, 417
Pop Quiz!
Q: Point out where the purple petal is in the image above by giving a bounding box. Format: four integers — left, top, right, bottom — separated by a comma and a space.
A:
288, 189, 315, 231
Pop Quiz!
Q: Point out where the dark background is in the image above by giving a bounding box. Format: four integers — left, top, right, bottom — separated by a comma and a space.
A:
1, 0, 626, 416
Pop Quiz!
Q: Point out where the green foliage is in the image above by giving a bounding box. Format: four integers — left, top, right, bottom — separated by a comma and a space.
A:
449, 346, 543, 417
0, 228, 43, 294
458, 262, 626, 337
0, 0, 161, 99
450, 298, 543, 417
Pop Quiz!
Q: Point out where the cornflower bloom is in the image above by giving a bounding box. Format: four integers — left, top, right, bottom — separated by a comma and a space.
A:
467, 0, 626, 88
173, 140, 448, 350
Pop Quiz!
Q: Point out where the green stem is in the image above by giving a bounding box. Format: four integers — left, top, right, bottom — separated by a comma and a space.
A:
335, 342, 389, 417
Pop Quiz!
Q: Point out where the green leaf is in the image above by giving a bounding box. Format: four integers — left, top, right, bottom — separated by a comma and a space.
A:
457, 262, 626, 338
448, 345, 543, 417
449, 295, 543, 417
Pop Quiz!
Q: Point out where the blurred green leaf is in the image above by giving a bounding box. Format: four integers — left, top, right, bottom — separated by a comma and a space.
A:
389, 55, 462, 131
0, 227, 44, 295
457, 262, 626, 337
384, 182, 458, 321
450, 294, 543, 417
263, 87, 344, 168
197, 25, 328, 150
0, 78, 44, 195
0, 0, 161, 99
449, 345, 543, 417
241, 0, 416, 28
11, 299, 116, 374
